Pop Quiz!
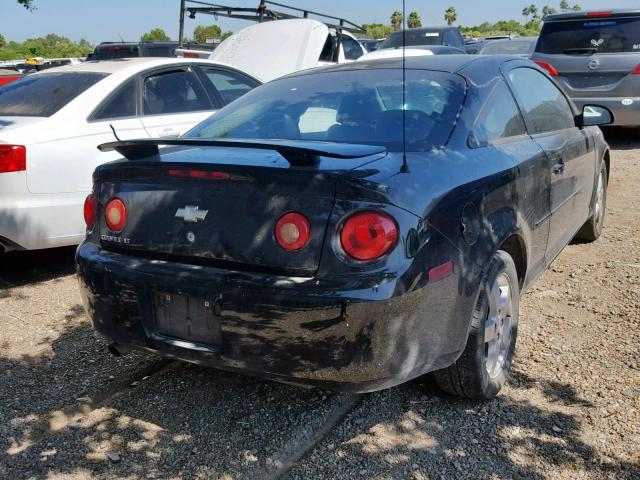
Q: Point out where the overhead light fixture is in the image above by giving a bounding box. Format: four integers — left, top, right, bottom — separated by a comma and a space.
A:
188, 11, 196, 19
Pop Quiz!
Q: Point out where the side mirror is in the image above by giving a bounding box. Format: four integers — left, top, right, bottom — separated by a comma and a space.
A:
579, 105, 614, 127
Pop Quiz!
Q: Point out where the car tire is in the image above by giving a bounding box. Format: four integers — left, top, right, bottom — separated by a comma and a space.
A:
575, 161, 608, 243
433, 250, 519, 399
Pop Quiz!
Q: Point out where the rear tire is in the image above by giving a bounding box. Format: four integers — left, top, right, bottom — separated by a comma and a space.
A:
575, 161, 607, 243
434, 250, 519, 399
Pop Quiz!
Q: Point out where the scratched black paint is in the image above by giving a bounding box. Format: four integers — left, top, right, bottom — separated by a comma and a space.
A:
76, 56, 609, 392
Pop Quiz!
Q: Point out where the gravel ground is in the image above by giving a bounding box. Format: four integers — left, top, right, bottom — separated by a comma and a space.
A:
0, 129, 638, 479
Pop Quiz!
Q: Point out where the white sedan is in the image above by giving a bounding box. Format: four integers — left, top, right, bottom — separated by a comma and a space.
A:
0, 58, 261, 252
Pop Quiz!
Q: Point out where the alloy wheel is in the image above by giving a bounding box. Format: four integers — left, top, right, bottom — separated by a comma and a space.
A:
484, 272, 513, 379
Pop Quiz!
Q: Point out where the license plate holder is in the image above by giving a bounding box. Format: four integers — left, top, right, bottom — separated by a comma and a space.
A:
153, 292, 221, 347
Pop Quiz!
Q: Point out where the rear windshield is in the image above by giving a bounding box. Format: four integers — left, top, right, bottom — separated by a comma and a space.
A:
185, 69, 466, 152
93, 45, 140, 59
380, 30, 443, 48
482, 40, 536, 55
537, 17, 640, 54
0, 72, 107, 117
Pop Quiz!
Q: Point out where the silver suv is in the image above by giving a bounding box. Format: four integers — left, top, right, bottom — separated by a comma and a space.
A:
532, 9, 640, 126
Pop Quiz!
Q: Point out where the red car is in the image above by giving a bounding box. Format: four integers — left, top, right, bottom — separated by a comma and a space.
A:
0, 69, 22, 87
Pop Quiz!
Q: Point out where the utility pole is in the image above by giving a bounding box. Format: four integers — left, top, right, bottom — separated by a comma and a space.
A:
178, 0, 186, 46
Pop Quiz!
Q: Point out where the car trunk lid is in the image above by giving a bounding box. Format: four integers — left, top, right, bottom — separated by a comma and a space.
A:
94, 141, 386, 276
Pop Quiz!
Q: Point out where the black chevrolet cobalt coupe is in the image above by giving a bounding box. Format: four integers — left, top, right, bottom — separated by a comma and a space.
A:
77, 56, 612, 399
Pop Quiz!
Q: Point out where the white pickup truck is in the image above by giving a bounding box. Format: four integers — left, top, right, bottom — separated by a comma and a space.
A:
177, 19, 367, 82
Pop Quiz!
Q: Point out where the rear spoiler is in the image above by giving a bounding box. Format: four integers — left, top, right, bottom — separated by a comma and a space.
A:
98, 139, 387, 166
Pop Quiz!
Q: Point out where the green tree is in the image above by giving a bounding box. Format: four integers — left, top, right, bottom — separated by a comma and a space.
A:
407, 12, 422, 29
542, 6, 557, 17
193, 25, 222, 44
560, 0, 570, 10
0, 34, 93, 60
572, 4, 582, 11
390, 11, 403, 31
0, 34, 5, 48
528, 4, 539, 20
522, 6, 531, 22
444, 6, 457, 26
362, 23, 394, 39
140, 28, 170, 42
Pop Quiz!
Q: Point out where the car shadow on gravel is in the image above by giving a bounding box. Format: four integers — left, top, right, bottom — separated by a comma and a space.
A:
0, 316, 346, 479
0, 246, 77, 295
1, 310, 638, 479
285, 368, 639, 480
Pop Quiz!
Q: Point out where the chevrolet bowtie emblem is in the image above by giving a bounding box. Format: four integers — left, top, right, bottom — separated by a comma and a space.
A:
175, 206, 208, 223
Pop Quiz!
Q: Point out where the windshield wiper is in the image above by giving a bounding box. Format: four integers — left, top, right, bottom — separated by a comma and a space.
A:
563, 47, 598, 55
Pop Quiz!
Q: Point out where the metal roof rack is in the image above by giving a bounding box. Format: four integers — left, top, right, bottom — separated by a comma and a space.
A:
178, 0, 364, 45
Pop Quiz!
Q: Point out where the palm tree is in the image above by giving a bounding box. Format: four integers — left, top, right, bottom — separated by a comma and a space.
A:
528, 4, 539, 19
560, 0, 570, 10
390, 11, 403, 32
572, 4, 582, 11
522, 6, 532, 22
444, 6, 457, 26
407, 12, 422, 29
542, 6, 557, 17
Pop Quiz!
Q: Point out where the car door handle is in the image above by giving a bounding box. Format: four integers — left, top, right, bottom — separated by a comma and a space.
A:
551, 156, 565, 175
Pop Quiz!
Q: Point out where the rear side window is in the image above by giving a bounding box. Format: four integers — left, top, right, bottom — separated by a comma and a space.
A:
0, 72, 107, 117
199, 68, 258, 105
341, 36, 364, 60
92, 79, 137, 120
508, 68, 575, 134
143, 70, 211, 115
472, 81, 526, 146
537, 17, 640, 54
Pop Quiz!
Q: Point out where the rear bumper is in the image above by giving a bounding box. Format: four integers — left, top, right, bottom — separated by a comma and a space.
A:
0, 185, 86, 250
76, 242, 476, 393
570, 96, 640, 127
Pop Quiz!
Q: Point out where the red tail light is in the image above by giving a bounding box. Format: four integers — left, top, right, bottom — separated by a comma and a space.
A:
586, 11, 612, 17
84, 194, 97, 230
631, 64, 640, 75
182, 52, 199, 58
105, 198, 127, 232
340, 211, 398, 261
275, 212, 311, 251
534, 61, 559, 76
0, 145, 26, 173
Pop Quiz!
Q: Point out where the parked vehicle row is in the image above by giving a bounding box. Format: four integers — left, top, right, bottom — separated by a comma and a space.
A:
0, 8, 623, 400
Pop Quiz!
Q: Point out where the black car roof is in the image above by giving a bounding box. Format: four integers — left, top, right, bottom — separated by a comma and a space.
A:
544, 9, 640, 22
292, 54, 506, 77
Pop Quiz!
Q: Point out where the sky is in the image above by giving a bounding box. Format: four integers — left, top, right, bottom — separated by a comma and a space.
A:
1, 0, 639, 44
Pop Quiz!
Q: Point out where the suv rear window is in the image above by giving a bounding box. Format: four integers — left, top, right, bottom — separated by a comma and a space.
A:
380, 30, 444, 48
93, 45, 139, 59
0, 72, 107, 117
537, 17, 640, 54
